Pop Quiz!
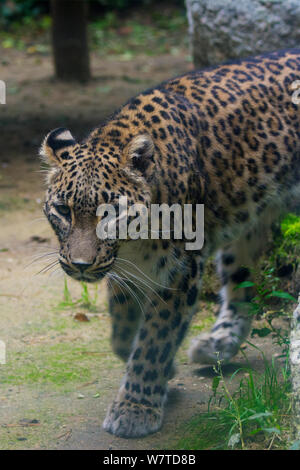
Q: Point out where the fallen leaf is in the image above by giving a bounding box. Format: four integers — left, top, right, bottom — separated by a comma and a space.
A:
74, 313, 90, 322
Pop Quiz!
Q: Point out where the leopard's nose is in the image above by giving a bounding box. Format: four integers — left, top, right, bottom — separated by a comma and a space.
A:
71, 261, 93, 272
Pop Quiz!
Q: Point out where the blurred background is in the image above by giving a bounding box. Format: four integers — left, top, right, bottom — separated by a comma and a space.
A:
0, 0, 191, 156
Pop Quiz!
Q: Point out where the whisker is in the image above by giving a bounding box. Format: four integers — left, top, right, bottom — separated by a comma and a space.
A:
108, 272, 134, 310
116, 268, 156, 310
107, 275, 129, 312
35, 260, 60, 276
115, 257, 177, 291
170, 249, 187, 271
25, 251, 59, 269
116, 266, 166, 307
109, 271, 145, 317
109, 272, 137, 307
107, 276, 118, 303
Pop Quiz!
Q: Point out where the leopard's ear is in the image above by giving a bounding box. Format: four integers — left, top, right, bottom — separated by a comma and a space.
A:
40, 128, 77, 167
127, 134, 155, 178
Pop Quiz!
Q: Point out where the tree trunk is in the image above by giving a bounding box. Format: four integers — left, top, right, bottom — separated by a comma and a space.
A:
50, 0, 91, 83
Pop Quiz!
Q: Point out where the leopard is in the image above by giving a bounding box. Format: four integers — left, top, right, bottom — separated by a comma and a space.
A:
40, 48, 300, 438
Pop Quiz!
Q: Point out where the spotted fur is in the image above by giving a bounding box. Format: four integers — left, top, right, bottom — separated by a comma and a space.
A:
41, 49, 300, 438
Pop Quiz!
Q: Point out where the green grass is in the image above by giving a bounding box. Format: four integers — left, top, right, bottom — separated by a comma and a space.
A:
0, 7, 189, 59
56, 279, 99, 312
271, 212, 300, 269
177, 346, 292, 450
176, 413, 233, 450
281, 213, 300, 244
190, 305, 215, 334
0, 340, 117, 387
177, 212, 299, 450
90, 10, 188, 58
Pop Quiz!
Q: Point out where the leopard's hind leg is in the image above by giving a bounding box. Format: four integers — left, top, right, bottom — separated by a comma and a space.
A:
189, 218, 274, 365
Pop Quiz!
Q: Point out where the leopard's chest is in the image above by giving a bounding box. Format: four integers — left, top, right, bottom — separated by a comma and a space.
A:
116, 239, 186, 289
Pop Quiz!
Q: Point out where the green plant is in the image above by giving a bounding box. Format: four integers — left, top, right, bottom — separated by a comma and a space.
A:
233, 266, 296, 358
178, 212, 300, 450
89, 8, 188, 57
178, 346, 291, 450
270, 213, 300, 283
280, 213, 300, 246
79, 281, 98, 310
0, 2, 189, 58
0, 0, 48, 26
209, 345, 291, 449
57, 278, 98, 312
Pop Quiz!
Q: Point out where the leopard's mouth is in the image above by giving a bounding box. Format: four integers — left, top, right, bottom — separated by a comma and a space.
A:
59, 259, 113, 283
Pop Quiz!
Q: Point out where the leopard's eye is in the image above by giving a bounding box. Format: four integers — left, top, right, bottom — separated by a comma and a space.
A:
55, 204, 71, 218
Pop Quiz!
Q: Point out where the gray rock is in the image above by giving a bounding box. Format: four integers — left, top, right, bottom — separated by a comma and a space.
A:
290, 295, 300, 441
186, 0, 300, 67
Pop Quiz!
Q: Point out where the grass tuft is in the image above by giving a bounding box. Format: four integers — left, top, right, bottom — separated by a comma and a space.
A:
177, 346, 291, 450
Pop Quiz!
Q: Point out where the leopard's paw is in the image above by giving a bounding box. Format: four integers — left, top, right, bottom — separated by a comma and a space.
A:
188, 331, 240, 365
103, 400, 163, 438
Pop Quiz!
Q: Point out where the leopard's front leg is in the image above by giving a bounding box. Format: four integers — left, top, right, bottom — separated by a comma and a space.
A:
103, 257, 202, 438
108, 279, 142, 362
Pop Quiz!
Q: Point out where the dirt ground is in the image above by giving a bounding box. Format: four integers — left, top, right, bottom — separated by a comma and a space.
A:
0, 47, 285, 450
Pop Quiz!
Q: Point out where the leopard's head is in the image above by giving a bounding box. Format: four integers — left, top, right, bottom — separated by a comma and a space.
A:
40, 127, 156, 282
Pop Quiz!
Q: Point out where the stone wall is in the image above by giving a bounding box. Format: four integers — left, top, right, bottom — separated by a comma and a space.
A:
186, 0, 300, 68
